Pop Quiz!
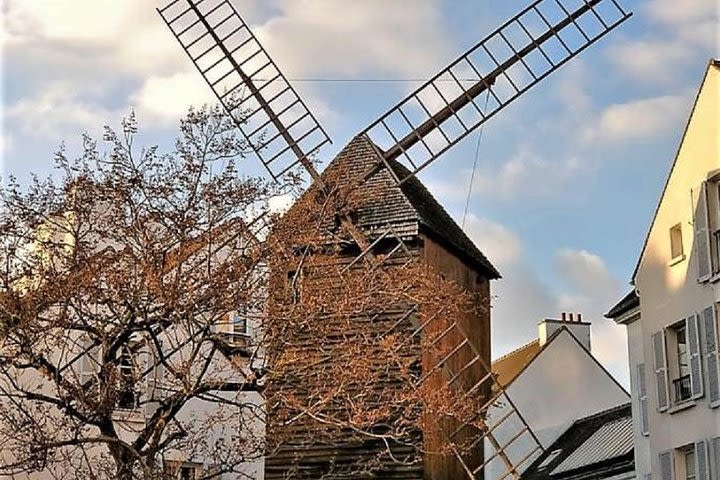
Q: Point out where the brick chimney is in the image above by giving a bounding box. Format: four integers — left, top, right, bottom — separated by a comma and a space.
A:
538, 312, 591, 351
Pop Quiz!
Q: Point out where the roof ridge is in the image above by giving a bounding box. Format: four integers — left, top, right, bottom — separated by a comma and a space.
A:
573, 402, 631, 425
492, 339, 539, 364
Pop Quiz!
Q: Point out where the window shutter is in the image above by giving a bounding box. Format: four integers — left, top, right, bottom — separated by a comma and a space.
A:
697, 182, 712, 281
144, 351, 165, 417
703, 306, 720, 406
689, 314, 705, 398
698, 440, 711, 480
660, 451, 674, 480
78, 341, 100, 386
711, 437, 720, 480
653, 331, 670, 411
637, 363, 649, 434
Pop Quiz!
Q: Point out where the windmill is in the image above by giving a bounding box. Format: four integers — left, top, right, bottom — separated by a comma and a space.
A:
157, 1, 631, 479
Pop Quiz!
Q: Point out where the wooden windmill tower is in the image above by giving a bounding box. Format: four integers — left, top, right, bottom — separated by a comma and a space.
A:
157, 1, 631, 478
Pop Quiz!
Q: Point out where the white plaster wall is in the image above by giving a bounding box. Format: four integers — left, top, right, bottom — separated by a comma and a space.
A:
0, 329, 265, 479
634, 62, 720, 474
625, 317, 652, 479
484, 330, 629, 480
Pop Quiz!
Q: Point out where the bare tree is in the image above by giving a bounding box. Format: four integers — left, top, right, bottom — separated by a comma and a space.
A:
0, 107, 292, 479
0, 107, 493, 480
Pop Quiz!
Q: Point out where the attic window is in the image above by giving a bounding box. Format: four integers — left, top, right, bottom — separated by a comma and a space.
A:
670, 223, 684, 263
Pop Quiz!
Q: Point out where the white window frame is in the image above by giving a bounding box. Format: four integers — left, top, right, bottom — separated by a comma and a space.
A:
655, 315, 705, 414
670, 222, 685, 264
116, 343, 140, 411
229, 309, 249, 337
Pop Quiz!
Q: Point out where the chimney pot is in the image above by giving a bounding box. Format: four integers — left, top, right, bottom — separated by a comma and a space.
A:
568, 313, 574, 322
578, 313, 583, 322
561, 312, 567, 321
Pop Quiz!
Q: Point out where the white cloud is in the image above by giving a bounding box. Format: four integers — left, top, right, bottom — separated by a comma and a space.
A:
476, 224, 630, 387
464, 215, 522, 269
5, 1, 183, 75
255, 0, 451, 78
587, 95, 689, 143
607, 40, 691, 85
471, 150, 585, 199
609, 0, 718, 84
553, 249, 627, 386
555, 61, 592, 113
5, 86, 121, 140
131, 72, 217, 126
646, 0, 718, 30
268, 193, 294, 215
555, 249, 620, 296
0, 134, 13, 155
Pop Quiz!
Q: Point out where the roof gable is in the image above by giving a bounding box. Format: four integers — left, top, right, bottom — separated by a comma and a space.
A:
492, 340, 542, 388
285, 134, 500, 278
492, 327, 629, 396
632, 59, 720, 283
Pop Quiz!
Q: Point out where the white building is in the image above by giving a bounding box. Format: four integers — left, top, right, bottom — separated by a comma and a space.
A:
484, 314, 630, 479
607, 59, 720, 480
0, 211, 266, 479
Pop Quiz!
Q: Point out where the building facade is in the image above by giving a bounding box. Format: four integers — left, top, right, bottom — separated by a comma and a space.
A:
486, 315, 630, 479
607, 59, 720, 480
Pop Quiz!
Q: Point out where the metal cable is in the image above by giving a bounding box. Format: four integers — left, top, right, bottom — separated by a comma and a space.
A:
462, 89, 491, 229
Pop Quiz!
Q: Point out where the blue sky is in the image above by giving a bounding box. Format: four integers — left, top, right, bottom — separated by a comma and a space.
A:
3, 0, 719, 386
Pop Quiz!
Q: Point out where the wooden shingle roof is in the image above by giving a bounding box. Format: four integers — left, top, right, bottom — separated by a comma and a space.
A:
307, 134, 500, 278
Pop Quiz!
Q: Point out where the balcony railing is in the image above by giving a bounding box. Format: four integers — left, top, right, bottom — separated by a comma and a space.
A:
672, 374, 692, 404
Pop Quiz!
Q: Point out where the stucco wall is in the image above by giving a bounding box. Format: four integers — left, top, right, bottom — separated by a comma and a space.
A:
484, 330, 629, 479
634, 62, 720, 473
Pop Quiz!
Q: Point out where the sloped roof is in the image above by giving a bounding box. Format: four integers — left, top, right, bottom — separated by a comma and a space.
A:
292, 134, 500, 278
523, 403, 634, 480
631, 59, 720, 283
492, 340, 542, 388
605, 290, 639, 320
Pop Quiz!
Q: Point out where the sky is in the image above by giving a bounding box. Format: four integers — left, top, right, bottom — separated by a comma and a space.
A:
2, 0, 719, 388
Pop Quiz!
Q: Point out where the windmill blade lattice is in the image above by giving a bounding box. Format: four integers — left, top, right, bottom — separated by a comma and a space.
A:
158, 0, 332, 181
157, 0, 632, 478
362, 0, 631, 184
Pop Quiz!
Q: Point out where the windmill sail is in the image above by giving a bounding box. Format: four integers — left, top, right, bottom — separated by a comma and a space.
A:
361, 0, 631, 184
157, 1, 632, 479
158, 0, 331, 181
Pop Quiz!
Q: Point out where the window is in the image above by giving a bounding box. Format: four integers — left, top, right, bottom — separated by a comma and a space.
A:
164, 461, 203, 480
669, 320, 693, 405
78, 340, 100, 388
117, 345, 138, 410
653, 315, 703, 411
685, 449, 696, 480
230, 309, 248, 336
670, 223, 684, 261
217, 308, 251, 349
